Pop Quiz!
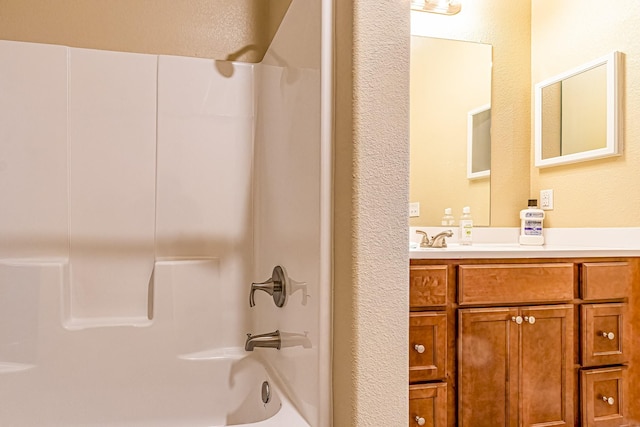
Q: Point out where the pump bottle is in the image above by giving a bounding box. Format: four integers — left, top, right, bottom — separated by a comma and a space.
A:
459, 206, 473, 245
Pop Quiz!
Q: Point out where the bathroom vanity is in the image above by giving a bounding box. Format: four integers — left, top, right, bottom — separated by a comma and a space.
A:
409, 243, 639, 427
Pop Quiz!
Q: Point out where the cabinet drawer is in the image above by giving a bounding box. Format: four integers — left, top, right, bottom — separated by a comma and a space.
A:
581, 367, 627, 427
410, 265, 448, 308
409, 312, 447, 383
458, 263, 574, 305
409, 382, 447, 427
581, 303, 628, 367
581, 262, 631, 300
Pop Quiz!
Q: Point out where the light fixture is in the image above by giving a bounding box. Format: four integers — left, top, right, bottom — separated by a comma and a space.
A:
411, 0, 462, 15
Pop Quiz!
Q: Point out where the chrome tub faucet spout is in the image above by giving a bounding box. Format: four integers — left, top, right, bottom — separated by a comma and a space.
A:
245, 330, 281, 351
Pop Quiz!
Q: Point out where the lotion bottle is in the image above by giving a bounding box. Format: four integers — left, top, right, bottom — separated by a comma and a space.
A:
459, 206, 473, 245
519, 199, 545, 245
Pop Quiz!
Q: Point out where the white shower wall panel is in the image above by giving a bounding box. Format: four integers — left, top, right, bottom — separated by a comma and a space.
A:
67, 48, 158, 325
249, 1, 326, 425
253, 62, 321, 425
156, 55, 256, 348
0, 41, 68, 259
0, 31, 328, 424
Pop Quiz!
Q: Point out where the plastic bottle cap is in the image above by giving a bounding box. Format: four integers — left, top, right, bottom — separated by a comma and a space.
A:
463, 206, 471, 214
527, 199, 538, 208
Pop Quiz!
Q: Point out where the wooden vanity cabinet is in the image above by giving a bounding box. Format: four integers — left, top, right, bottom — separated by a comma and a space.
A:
457, 263, 575, 427
409, 257, 638, 427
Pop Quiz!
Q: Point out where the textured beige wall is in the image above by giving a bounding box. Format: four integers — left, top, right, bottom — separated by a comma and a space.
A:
0, 0, 291, 61
531, 0, 640, 227
411, 0, 532, 227
334, 0, 410, 426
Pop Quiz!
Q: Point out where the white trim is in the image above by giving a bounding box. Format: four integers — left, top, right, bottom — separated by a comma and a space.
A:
534, 51, 623, 168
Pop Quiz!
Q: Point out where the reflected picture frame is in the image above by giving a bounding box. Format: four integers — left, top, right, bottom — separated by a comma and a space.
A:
467, 104, 491, 179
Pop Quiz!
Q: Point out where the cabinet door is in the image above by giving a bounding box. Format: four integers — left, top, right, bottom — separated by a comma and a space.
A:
409, 383, 447, 427
581, 367, 627, 427
521, 305, 574, 427
458, 308, 519, 427
410, 312, 447, 382
581, 303, 627, 367
410, 265, 448, 308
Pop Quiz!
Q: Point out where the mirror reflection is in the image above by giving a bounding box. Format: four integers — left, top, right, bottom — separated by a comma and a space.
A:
535, 51, 622, 168
410, 36, 492, 226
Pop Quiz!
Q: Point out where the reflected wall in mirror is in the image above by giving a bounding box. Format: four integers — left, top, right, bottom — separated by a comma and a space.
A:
534, 51, 623, 168
410, 36, 492, 226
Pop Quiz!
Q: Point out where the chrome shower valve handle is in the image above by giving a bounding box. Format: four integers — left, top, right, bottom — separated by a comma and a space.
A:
249, 265, 287, 307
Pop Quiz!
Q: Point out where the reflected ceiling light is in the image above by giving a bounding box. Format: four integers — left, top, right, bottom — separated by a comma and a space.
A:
411, 0, 461, 15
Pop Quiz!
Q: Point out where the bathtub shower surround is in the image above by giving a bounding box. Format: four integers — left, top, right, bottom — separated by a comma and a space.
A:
0, 4, 326, 422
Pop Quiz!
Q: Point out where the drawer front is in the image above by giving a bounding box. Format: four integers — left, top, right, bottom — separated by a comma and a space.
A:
409, 382, 447, 427
581, 262, 631, 301
581, 367, 627, 427
410, 265, 448, 308
409, 312, 447, 383
458, 263, 574, 305
581, 303, 628, 367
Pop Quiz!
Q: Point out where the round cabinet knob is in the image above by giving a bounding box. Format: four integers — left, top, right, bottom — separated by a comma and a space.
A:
415, 416, 426, 426
601, 331, 615, 340
512, 316, 523, 325
524, 315, 536, 325
414, 344, 425, 354
602, 395, 615, 405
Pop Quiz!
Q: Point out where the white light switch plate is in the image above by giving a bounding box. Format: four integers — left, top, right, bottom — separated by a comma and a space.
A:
409, 202, 420, 217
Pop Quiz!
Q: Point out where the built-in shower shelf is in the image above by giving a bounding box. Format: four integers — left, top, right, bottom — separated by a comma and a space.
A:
63, 316, 153, 331
0, 362, 35, 374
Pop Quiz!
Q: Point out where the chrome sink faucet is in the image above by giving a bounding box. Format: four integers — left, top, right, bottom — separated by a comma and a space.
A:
430, 230, 454, 248
415, 230, 454, 248
245, 330, 281, 351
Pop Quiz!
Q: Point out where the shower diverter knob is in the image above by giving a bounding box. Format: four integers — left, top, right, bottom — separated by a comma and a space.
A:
249, 266, 288, 307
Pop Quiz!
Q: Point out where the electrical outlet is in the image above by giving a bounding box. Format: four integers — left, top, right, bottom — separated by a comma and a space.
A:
540, 189, 554, 210
409, 202, 420, 217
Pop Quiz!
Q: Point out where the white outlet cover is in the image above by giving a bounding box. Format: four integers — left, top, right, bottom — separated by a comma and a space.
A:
540, 189, 554, 210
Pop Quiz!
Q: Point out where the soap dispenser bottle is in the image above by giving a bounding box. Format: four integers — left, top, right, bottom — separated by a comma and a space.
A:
441, 208, 455, 226
459, 206, 473, 245
519, 199, 545, 245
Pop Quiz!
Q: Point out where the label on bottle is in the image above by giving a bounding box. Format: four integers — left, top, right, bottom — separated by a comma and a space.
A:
459, 219, 473, 241
523, 219, 543, 236
524, 211, 544, 219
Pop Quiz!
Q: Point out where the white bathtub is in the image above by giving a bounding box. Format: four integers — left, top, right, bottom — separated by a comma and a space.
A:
0, 351, 309, 427
0, 260, 310, 427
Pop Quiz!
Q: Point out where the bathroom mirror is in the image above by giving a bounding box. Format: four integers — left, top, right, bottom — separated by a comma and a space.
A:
534, 51, 623, 168
410, 36, 492, 226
